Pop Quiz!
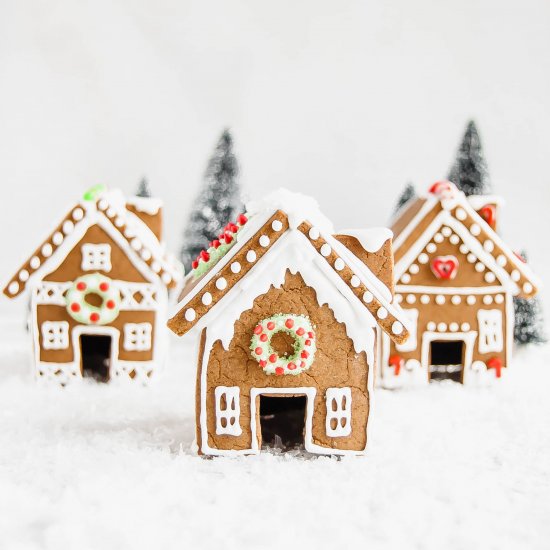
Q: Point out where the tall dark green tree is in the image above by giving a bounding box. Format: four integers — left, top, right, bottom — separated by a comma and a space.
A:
136, 177, 152, 197
393, 182, 417, 215
448, 120, 491, 196
180, 129, 243, 270
513, 250, 546, 345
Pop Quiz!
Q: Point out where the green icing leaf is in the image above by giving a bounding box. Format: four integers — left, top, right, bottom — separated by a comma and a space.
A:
83, 184, 107, 201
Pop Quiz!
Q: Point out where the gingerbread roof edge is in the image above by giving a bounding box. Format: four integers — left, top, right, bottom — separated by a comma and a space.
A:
3, 187, 183, 299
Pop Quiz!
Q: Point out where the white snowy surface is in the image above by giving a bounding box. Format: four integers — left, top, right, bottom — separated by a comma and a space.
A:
1, 318, 549, 550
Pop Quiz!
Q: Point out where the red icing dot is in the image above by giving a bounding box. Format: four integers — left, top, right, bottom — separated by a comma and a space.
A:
285, 318, 294, 329
305, 339, 311, 346
99, 282, 109, 292
260, 334, 268, 342
254, 347, 263, 356
308, 331, 314, 339
70, 303, 80, 312
76, 282, 86, 291
275, 367, 284, 376
267, 322, 275, 330
300, 361, 306, 368
227, 223, 238, 233
224, 233, 233, 244
212, 239, 221, 249
200, 250, 210, 261
192, 260, 199, 269
296, 327, 305, 336
269, 353, 278, 363
254, 325, 263, 335
301, 350, 309, 359
288, 362, 296, 370
237, 214, 248, 226
259, 360, 267, 368
90, 312, 100, 323
106, 300, 115, 309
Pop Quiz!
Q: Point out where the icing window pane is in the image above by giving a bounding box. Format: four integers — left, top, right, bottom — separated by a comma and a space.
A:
123, 323, 152, 351
477, 309, 503, 353
396, 308, 418, 352
41, 321, 70, 350
325, 387, 352, 437
215, 386, 242, 436
81, 244, 112, 272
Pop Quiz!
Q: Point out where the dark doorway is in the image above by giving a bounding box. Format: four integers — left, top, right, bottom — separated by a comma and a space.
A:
259, 395, 307, 450
80, 335, 112, 383
429, 340, 464, 383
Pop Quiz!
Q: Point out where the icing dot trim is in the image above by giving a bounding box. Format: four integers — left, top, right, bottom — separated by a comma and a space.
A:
184, 308, 196, 322
320, 244, 331, 257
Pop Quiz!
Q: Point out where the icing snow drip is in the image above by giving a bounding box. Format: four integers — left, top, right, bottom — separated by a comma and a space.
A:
337, 228, 393, 253
245, 188, 335, 234
126, 196, 163, 215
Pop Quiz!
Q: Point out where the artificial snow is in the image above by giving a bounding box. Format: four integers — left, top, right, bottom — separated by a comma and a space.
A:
0, 318, 549, 550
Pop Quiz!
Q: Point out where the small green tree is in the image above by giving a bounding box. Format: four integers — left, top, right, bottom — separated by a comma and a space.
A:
136, 177, 152, 197
180, 129, 243, 270
448, 120, 491, 196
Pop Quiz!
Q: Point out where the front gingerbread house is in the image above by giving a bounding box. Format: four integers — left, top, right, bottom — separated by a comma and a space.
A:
3, 186, 183, 385
379, 181, 540, 387
168, 190, 411, 456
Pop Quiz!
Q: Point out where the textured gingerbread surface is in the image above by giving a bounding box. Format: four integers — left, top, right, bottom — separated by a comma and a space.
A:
199, 272, 370, 453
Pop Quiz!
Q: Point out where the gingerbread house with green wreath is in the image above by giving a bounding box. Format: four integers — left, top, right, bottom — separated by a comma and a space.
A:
2, 185, 183, 385
168, 189, 411, 456
379, 181, 540, 387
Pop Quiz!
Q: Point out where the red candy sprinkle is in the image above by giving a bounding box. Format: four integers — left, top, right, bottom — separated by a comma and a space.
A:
192, 260, 199, 269
300, 361, 306, 368
288, 362, 296, 370
255, 347, 263, 356
260, 334, 268, 342
296, 327, 305, 336
254, 325, 263, 335
99, 282, 109, 292
200, 250, 210, 261
237, 214, 248, 226
285, 319, 294, 329
275, 367, 284, 375
259, 360, 267, 368
301, 350, 309, 359
269, 353, 278, 363
308, 331, 314, 339
106, 300, 115, 309
76, 282, 86, 291
228, 223, 238, 233
70, 303, 80, 312
90, 312, 100, 323
305, 339, 311, 346
267, 321, 275, 330
224, 233, 233, 244
212, 239, 221, 249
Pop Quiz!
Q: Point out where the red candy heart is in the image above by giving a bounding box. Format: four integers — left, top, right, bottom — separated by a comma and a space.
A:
430, 255, 459, 280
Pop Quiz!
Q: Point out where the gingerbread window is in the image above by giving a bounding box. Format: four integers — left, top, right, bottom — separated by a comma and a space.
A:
214, 386, 242, 436
396, 308, 418, 352
123, 323, 152, 351
81, 244, 112, 272
41, 321, 70, 350
477, 309, 503, 353
325, 387, 352, 437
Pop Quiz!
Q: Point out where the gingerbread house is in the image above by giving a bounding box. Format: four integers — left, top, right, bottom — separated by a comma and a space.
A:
168, 189, 410, 456
379, 181, 540, 387
3, 185, 183, 384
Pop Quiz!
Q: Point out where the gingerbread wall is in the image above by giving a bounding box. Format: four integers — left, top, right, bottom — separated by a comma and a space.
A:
198, 271, 371, 453
35, 223, 158, 366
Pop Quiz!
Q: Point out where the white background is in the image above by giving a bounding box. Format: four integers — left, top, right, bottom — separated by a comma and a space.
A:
1, 2, 549, 549
1, 0, 549, 317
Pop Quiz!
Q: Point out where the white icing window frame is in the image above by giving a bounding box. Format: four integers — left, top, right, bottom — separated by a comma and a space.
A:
41, 321, 70, 350
123, 323, 152, 351
215, 386, 242, 436
477, 309, 503, 353
396, 308, 418, 352
81, 243, 112, 272
325, 387, 352, 437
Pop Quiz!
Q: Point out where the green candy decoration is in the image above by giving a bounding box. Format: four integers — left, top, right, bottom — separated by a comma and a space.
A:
83, 184, 107, 202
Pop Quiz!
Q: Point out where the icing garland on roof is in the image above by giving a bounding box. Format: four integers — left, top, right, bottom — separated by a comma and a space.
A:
191, 214, 248, 279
